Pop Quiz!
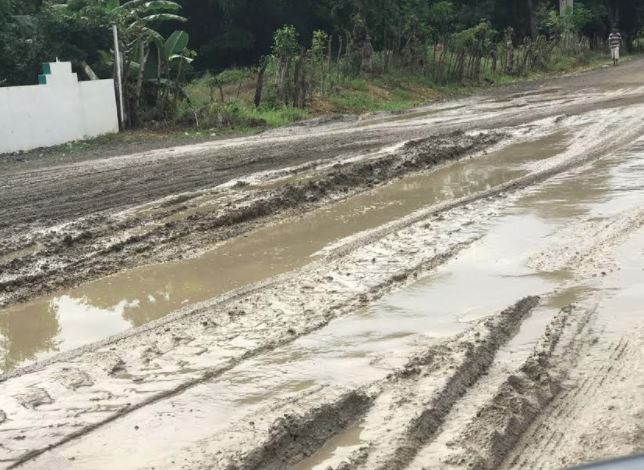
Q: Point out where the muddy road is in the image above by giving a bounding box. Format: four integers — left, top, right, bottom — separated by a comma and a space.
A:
2, 60, 644, 469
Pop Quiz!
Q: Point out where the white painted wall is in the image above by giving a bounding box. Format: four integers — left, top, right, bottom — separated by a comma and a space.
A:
0, 61, 119, 154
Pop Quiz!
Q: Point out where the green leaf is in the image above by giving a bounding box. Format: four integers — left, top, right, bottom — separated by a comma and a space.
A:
169, 54, 193, 63
143, 27, 164, 46
119, 0, 147, 9
121, 0, 181, 13
141, 1, 181, 12
140, 13, 186, 23
164, 30, 189, 57
98, 49, 114, 67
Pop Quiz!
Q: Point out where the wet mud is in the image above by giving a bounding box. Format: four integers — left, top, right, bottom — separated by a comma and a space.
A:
3, 59, 644, 470
0, 132, 498, 310
0, 130, 572, 371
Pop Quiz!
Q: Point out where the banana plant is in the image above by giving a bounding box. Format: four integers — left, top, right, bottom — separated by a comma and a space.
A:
149, 30, 194, 81
140, 29, 196, 122
100, 0, 186, 126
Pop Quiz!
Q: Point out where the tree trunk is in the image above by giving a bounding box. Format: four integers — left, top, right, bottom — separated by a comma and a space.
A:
327, 34, 333, 73
560, 0, 573, 14
296, 47, 307, 108
277, 57, 290, 104
292, 51, 301, 106
527, 0, 538, 38
607, 0, 619, 29
123, 50, 134, 128
254, 59, 268, 109
217, 81, 225, 103
505, 28, 514, 74
134, 40, 149, 120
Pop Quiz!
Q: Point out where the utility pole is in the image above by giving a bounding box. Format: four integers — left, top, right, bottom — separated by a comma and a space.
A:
112, 24, 125, 129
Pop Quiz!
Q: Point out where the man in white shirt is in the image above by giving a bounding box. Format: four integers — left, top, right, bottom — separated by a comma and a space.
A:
608, 30, 623, 66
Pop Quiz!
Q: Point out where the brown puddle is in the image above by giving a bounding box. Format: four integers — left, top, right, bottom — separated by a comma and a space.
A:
517, 139, 644, 220
25, 212, 569, 470
0, 132, 569, 372
292, 424, 365, 470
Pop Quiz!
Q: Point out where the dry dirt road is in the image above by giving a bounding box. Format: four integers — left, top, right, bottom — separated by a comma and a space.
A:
2, 59, 644, 470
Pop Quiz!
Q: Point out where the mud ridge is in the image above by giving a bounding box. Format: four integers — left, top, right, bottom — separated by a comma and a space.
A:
0, 131, 500, 308
362, 297, 541, 470
169, 298, 541, 470
223, 391, 373, 470
440, 305, 595, 470
327, 112, 644, 261
286, 297, 540, 470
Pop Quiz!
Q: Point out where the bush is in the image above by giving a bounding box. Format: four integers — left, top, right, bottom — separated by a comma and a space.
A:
190, 99, 309, 130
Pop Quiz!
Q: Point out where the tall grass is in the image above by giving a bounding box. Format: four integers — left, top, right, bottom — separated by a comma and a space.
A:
178, 32, 614, 130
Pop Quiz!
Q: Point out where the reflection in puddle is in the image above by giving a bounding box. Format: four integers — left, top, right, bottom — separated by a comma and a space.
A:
0, 296, 134, 371
0, 132, 569, 372
53, 296, 135, 350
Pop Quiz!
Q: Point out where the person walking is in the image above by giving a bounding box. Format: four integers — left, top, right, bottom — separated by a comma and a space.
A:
608, 30, 623, 66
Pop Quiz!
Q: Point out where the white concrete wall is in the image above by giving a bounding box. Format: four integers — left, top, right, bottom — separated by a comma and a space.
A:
0, 62, 119, 154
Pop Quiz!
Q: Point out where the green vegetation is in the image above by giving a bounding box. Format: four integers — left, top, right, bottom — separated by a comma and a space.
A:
1, 0, 643, 135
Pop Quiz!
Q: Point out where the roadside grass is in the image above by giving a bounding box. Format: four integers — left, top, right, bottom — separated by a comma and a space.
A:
183, 73, 311, 129
3, 50, 630, 160
302, 49, 615, 115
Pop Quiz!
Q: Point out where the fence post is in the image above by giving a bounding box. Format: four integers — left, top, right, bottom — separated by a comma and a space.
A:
112, 24, 126, 129
254, 58, 268, 109
505, 27, 514, 74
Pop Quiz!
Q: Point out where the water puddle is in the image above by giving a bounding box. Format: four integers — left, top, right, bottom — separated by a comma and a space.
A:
293, 423, 364, 470
0, 132, 569, 372
518, 140, 644, 220
26, 208, 567, 470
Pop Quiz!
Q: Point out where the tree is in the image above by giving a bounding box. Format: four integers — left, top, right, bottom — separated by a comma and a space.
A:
97, 0, 187, 125
272, 24, 299, 102
428, 1, 457, 41
560, 0, 574, 14
0, 0, 54, 86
